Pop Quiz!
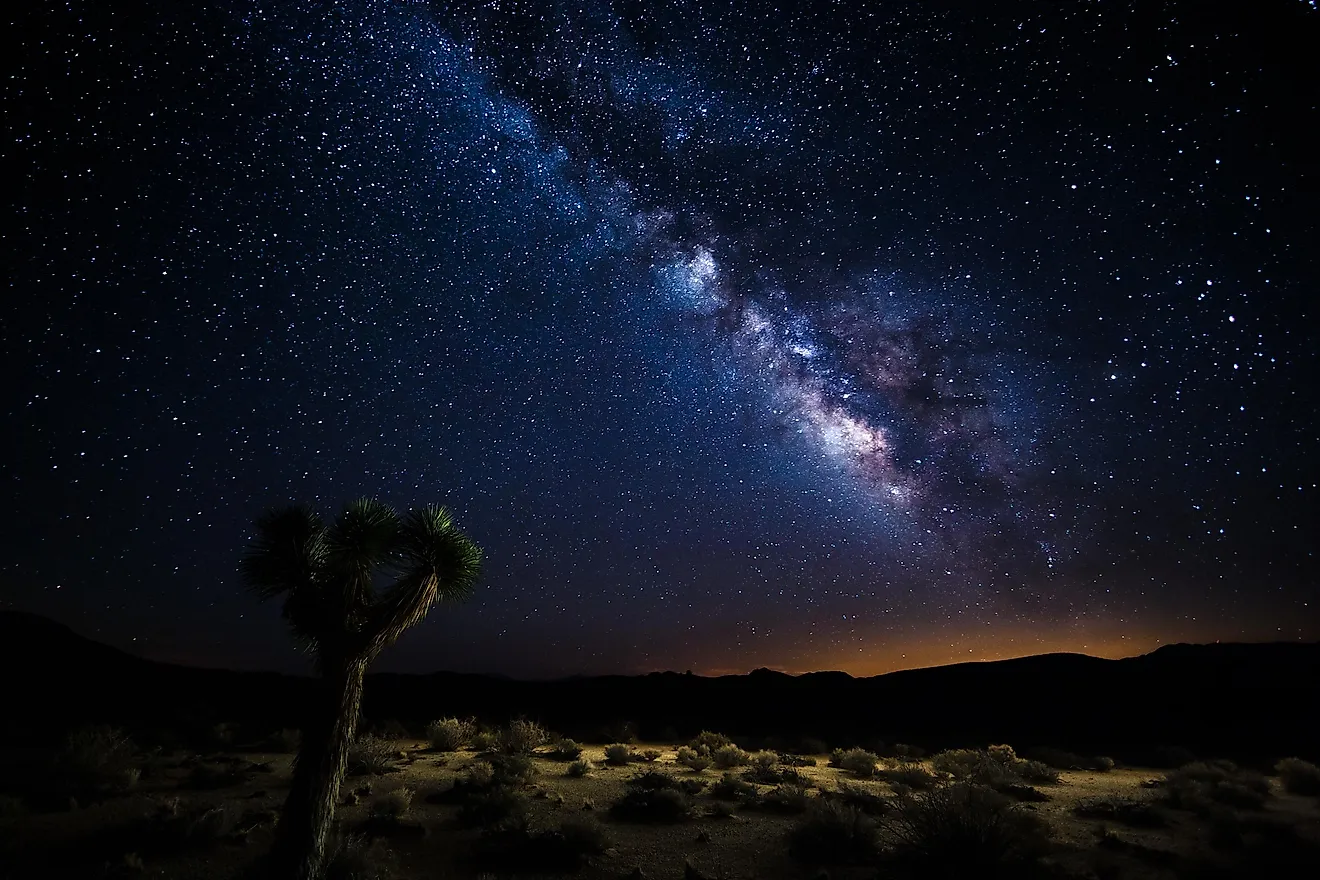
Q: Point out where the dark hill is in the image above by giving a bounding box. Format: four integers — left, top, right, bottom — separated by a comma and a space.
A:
3, 611, 1317, 760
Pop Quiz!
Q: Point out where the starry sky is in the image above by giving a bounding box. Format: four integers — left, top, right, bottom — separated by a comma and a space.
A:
4, 0, 1317, 679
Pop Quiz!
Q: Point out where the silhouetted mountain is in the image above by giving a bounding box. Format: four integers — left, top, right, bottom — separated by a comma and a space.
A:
4, 611, 1317, 761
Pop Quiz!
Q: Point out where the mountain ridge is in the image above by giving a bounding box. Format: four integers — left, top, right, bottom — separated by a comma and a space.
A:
4, 610, 1317, 760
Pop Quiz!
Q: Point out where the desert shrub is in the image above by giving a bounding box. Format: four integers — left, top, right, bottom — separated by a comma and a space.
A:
603, 743, 636, 766
1015, 760, 1061, 785
707, 800, 736, 818
828, 748, 846, 767
186, 804, 236, 843
458, 785, 530, 827
499, 718, 549, 755
931, 748, 996, 780
566, 759, 592, 778
883, 783, 1051, 878
750, 750, 779, 772
783, 754, 817, 767
689, 731, 734, 754
547, 738, 583, 761
639, 749, 662, 763
470, 730, 498, 752
1093, 756, 1116, 772
465, 760, 496, 788
473, 815, 611, 872
675, 746, 713, 772
787, 800, 880, 864
893, 743, 926, 760
1163, 762, 1271, 812
712, 744, 750, 769
746, 763, 809, 785
758, 783, 811, 814
323, 832, 391, 880
881, 764, 938, 791
709, 771, 757, 801
347, 736, 396, 776
987, 744, 1018, 765
59, 724, 139, 795
838, 748, 880, 778
1073, 797, 1167, 828
826, 781, 890, 815
425, 718, 475, 752
610, 786, 693, 822
487, 753, 535, 786
627, 769, 681, 790
371, 788, 413, 821
1274, 757, 1320, 796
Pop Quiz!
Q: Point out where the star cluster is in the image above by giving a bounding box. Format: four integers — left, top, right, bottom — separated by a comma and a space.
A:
3, 0, 1316, 677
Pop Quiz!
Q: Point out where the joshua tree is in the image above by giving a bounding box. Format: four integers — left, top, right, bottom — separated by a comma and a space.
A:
242, 498, 481, 880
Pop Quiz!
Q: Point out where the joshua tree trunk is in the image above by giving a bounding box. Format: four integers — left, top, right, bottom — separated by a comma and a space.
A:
268, 577, 441, 879
269, 655, 368, 880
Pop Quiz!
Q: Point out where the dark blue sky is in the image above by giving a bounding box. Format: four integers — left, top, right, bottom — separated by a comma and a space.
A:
5, 0, 1316, 678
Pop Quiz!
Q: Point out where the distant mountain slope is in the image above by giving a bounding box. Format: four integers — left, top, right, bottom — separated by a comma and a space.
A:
3, 611, 1317, 759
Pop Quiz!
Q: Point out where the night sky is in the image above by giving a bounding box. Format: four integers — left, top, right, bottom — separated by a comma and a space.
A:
5, 0, 1317, 679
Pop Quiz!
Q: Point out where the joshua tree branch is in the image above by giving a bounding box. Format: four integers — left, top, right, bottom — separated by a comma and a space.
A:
359, 572, 438, 660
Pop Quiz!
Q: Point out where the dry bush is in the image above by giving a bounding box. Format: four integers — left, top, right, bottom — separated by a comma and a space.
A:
826, 780, 890, 815
59, 724, 140, 796
371, 788, 413, 821
610, 786, 693, 822
1163, 762, 1272, 812
710, 772, 757, 801
883, 783, 1051, 878
604, 743, 636, 766
639, 749, 662, 763
487, 753, 536, 786
787, 800, 881, 864
470, 730, 498, 752
750, 750, 779, 771
347, 736, 396, 776
425, 718, 474, 752
323, 832, 391, 880
566, 758, 592, 778
676, 746, 713, 772
712, 744, 750, 769
689, 731, 734, 754
881, 764, 938, 791
499, 719, 549, 755
457, 785, 530, 827
1274, 757, 1320, 796
757, 783, 811, 814
547, 738, 583, 761
839, 748, 880, 778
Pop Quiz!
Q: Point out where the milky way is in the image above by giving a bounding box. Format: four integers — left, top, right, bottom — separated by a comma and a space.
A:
4, 0, 1316, 676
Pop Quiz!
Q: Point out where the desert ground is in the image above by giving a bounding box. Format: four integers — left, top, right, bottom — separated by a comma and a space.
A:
1, 728, 1318, 880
